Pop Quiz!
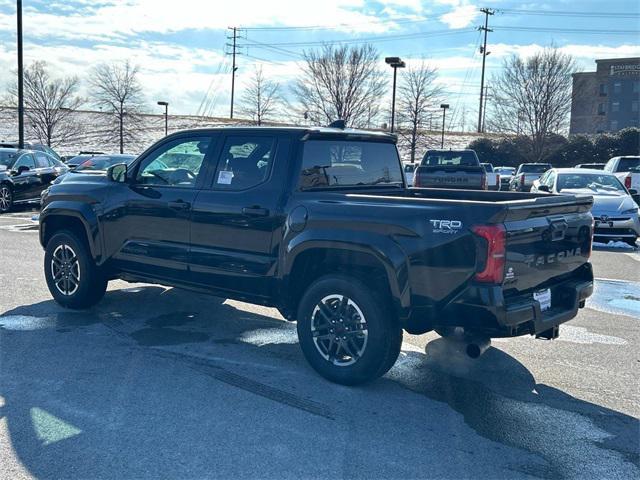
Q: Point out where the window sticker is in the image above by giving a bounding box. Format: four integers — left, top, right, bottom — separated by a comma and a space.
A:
217, 170, 234, 185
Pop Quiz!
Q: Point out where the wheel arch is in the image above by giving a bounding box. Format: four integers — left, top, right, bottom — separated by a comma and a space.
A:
40, 203, 102, 263
280, 235, 411, 321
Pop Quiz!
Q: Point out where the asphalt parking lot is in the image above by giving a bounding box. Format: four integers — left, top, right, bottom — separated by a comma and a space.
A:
1, 210, 639, 479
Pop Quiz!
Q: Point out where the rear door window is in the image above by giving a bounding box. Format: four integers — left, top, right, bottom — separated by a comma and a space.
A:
213, 136, 276, 190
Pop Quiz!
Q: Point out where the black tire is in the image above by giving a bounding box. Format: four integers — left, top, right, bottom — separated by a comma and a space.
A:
44, 230, 107, 309
296, 274, 402, 385
0, 184, 13, 213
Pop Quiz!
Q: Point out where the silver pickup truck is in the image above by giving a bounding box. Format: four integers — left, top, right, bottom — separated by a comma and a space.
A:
510, 163, 552, 192
414, 149, 487, 190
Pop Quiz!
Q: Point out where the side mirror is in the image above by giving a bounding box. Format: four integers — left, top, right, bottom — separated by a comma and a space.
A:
107, 163, 128, 183
17, 165, 30, 175
537, 185, 550, 193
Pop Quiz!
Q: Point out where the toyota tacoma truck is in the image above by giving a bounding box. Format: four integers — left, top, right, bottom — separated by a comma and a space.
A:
413, 149, 488, 190
39, 125, 594, 385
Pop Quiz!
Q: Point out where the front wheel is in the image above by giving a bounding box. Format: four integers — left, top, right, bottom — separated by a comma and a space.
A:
0, 184, 13, 213
296, 274, 402, 385
44, 231, 108, 309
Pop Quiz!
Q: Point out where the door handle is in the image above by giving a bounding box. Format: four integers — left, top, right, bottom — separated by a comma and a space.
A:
242, 206, 269, 217
168, 200, 191, 210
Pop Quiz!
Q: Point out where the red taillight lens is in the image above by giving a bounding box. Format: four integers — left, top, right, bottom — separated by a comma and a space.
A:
481, 174, 487, 190
472, 224, 506, 283
624, 175, 632, 189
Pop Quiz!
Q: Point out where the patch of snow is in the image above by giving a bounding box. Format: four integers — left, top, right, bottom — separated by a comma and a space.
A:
593, 240, 635, 250
557, 325, 626, 345
0, 315, 55, 331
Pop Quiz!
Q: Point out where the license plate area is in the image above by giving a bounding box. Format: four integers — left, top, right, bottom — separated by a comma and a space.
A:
534, 288, 552, 311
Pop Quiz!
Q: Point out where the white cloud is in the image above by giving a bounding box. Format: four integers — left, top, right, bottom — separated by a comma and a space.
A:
439, 3, 479, 29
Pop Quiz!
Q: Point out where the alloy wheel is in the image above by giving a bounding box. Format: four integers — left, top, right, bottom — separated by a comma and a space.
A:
311, 294, 368, 366
51, 244, 81, 296
0, 186, 11, 212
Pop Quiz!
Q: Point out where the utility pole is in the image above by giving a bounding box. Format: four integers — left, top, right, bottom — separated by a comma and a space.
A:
228, 27, 239, 119
477, 7, 494, 133
482, 86, 489, 133
17, 0, 24, 148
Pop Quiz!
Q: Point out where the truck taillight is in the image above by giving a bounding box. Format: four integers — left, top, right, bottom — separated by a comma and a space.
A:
472, 224, 506, 283
481, 174, 487, 190
624, 175, 632, 189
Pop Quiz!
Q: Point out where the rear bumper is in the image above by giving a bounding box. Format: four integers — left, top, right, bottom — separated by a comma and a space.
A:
429, 263, 594, 338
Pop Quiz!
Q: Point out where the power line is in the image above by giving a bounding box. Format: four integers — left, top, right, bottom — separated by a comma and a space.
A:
245, 28, 476, 48
494, 26, 639, 34
498, 8, 640, 18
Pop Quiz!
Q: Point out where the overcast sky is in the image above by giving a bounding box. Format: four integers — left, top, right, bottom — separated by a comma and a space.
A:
0, 0, 638, 128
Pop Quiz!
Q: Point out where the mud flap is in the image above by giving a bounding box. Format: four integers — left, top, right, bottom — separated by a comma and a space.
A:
535, 325, 560, 340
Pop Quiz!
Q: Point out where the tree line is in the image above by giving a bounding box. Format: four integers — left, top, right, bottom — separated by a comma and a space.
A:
2, 42, 620, 163
469, 128, 640, 168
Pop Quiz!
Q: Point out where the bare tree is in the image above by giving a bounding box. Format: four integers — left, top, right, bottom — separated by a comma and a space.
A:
238, 67, 281, 125
489, 47, 576, 161
8, 61, 84, 147
292, 44, 386, 127
396, 63, 442, 163
89, 60, 145, 153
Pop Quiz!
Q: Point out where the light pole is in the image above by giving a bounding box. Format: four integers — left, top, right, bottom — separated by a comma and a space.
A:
440, 103, 449, 148
385, 57, 406, 133
17, 0, 24, 148
157, 101, 169, 136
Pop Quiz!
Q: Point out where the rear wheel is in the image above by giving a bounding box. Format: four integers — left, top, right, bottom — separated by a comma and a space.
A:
44, 231, 107, 309
296, 274, 402, 385
0, 184, 12, 213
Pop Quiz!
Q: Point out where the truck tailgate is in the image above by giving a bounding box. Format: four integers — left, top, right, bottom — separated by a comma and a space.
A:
415, 165, 485, 189
501, 196, 593, 296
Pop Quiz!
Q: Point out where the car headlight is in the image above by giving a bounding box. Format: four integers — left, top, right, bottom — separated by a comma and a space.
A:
622, 207, 639, 215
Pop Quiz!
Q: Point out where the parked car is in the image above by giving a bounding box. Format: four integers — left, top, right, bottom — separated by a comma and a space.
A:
0, 141, 62, 162
510, 163, 552, 192
414, 149, 487, 189
40, 125, 594, 385
575, 163, 606, 170
495, 166, 515, 190
402, 162, 417, 186
480, 163, 500, 191
65, 154, 98, 170
532, 168, 639, 246
52, 154, 137, 185
604, 156, 640, 193
0, 148, 68, 213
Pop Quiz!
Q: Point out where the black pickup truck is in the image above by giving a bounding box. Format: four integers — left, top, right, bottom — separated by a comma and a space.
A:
413, 149, 487, 190
39, 126, 594, 385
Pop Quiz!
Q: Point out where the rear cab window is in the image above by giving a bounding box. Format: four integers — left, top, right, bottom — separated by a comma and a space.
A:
298, 140, 403, 189
421, 151, 478, 166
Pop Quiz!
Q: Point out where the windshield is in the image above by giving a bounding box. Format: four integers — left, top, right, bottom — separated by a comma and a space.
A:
0, 150, 19, 168
618, 157, 640, 172
557, 173, 626, 192
520, 164, 551, 174
422, 151, 477, 167
76, 155, 136, 171
299, 140, 403, 189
